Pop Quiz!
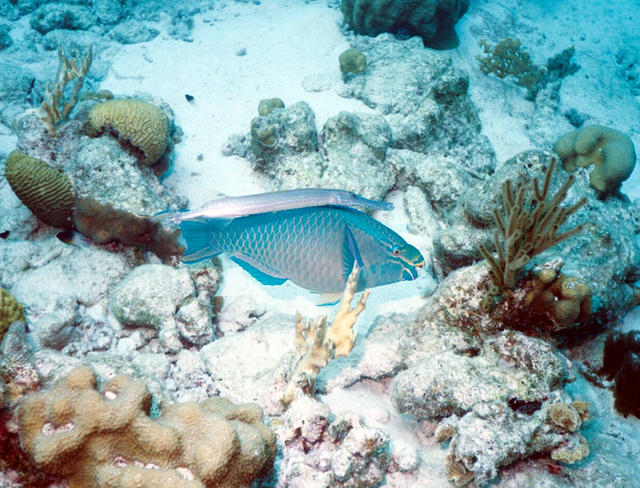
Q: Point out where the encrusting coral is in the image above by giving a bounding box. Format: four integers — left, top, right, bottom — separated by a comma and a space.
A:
74, 197, 184, 260
554, 125, 637, 197
0, 289, 25, 345
85, 98, 170, 166
5, 150, 75, 229
16, 366, 276, 488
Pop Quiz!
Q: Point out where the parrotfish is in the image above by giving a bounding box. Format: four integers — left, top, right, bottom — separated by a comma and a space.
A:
173, 189, 424, 294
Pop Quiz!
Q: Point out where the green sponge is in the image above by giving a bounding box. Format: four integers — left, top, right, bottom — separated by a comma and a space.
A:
554, 125, 636, 197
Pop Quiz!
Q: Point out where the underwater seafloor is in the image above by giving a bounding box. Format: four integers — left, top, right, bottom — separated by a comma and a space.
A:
1, 0, 640, 487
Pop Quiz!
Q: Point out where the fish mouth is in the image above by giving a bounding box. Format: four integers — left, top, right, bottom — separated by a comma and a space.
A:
402, 266, 419, 281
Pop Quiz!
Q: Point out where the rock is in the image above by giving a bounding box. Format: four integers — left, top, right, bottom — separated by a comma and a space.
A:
109, 20, 159, 44
109, 264, 212, 352
9, 244, 130, 349
30, 3, 96, 34
341, 35, 495, 177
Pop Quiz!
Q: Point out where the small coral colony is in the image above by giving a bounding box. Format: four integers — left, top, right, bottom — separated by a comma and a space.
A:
1, 1, 639, 487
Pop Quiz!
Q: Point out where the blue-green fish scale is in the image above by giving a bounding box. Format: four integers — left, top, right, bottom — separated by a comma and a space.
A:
186, 206, 422, 293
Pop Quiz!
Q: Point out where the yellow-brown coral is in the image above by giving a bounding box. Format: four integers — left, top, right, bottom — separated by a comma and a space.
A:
1, 288, 25, 344
546, 402, 582, 433
554, 125, 636, 196
5, 150, 75, 229
85, 99, 169, 166
282, 265, 370, 406
550, 433, 589, 464
17, 366, 276, 488
525, 267, 592, 331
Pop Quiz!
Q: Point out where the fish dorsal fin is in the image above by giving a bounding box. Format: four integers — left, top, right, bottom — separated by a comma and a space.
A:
230, 253, 288, 286
342, 225, 363, 279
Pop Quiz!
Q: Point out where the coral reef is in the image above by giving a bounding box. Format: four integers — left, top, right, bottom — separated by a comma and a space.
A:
433, 150, 640, 333
225, 36, 495, 202
257, 97, 284, 116
0, 288, 25, 345
436, 399, 590, 486
16, 365, 276, 488
109, 264, 215, 352
554, 125, 637, 197
85, 98, 170, 166
5, 149, 75, 229
340, 0, 469, 49
277, 398, 391, 488
9, 101, 186, 258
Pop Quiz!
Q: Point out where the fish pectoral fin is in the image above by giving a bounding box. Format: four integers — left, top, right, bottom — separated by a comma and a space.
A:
230, 253, 288, 286
342, 225, 364, 278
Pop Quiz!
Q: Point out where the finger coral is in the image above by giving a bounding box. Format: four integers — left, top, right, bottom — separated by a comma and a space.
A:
0, 288, 25, 345
17, 366, 276, 488
85, 99, 170, 166
5, 150, 75, 229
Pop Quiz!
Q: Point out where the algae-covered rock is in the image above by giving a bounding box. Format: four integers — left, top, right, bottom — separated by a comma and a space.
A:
109, 264, 212, 352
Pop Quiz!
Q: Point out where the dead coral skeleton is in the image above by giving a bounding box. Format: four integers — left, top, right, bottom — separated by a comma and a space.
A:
282, 265, 370, 406
41, 45, 93, 134
479, 157, 586, 307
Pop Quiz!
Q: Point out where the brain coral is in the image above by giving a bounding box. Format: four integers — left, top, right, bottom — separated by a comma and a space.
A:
340, 0, 470, 48
85, 99, 169, 166
1, 288, 25, 344
5, 150, 75, 229
17, 366, 277, 488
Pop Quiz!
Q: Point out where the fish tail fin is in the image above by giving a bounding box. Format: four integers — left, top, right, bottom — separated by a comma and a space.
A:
179, 219, 229, 263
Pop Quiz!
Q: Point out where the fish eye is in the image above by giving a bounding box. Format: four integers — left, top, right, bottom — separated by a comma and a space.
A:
392, 245, 401, 256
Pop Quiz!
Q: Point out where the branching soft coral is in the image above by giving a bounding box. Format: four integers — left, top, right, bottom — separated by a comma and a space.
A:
41, 45, 93, 134
478, 158, 586, 306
